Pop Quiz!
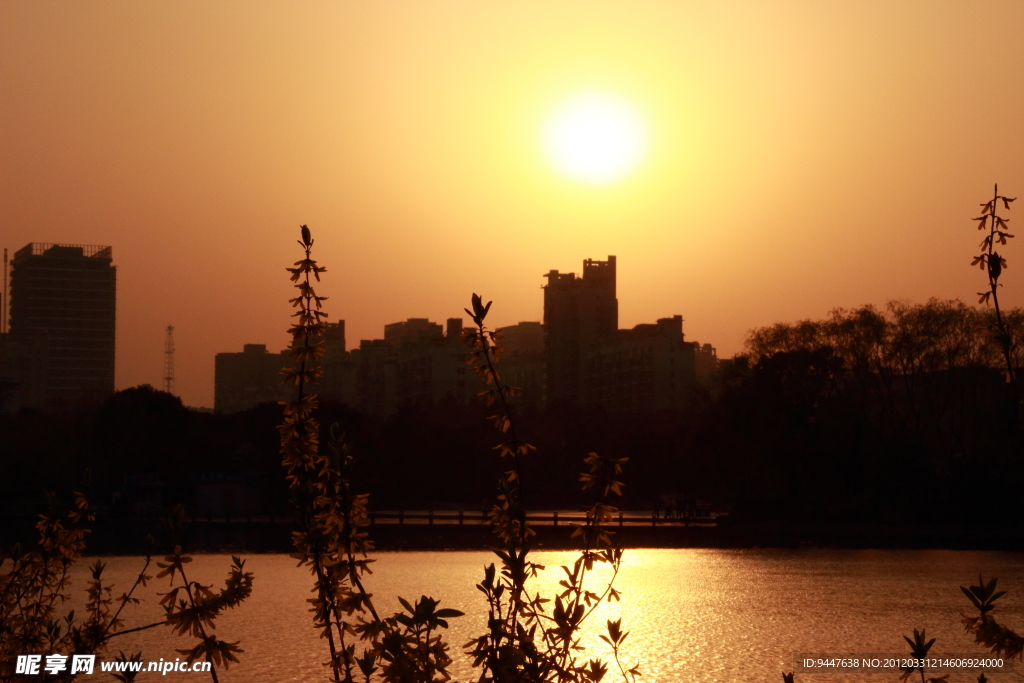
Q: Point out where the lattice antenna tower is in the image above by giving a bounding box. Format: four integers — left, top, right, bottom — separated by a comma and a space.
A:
2, 248, 7, 334
163, 325, 175, 394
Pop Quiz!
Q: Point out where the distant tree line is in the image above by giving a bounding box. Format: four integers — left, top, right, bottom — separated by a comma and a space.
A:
2, 298, 1021, 530
725, 298, 1024, 523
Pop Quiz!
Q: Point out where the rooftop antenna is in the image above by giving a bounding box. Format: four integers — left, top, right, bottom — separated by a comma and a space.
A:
163, 325, 175, 394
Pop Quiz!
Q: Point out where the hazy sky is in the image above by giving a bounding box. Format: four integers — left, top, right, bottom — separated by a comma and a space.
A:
2, 1, 1023, 408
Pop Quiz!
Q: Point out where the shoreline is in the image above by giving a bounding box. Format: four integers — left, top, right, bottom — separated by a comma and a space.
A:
5, 516, 1021, 554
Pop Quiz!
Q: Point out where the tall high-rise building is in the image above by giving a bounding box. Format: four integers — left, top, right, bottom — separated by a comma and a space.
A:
543, 255, 700, 409
8, 243, 116, 409
543, 255, 618, 404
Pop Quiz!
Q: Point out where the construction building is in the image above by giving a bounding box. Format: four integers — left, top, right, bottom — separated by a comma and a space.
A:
3, 243, 116, 410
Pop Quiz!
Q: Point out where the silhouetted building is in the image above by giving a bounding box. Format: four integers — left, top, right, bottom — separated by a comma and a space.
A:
5, 243, 116, 410
216, 322, 349, 413
543, 256, 697, 410
214, 317, 477, 416
350, 338, 398, 416
544, 256, 618, 404
214, 343, 292, 413
320, 321, 357, 407
692, 342, 719, 384
342, 317, 474, 416
586, 316, 694, 410
323, 320, 346, 355
499, 320, 544, 355
385, 318, 443, 344
0, 335, 26, 415
497, 321, 545, 407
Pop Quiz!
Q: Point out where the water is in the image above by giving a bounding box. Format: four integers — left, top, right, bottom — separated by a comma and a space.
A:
66, 549, 1024, 682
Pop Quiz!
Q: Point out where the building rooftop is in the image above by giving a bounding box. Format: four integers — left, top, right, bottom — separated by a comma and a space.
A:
14, 243, 112, 259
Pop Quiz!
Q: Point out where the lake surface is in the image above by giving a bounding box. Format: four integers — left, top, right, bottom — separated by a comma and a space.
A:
70, 549, 1024, 682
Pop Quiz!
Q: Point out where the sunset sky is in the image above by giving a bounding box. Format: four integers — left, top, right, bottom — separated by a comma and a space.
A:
2, 1, 1023, 408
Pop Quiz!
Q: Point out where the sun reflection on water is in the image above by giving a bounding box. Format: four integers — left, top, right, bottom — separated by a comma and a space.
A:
73, 549, 1024, 682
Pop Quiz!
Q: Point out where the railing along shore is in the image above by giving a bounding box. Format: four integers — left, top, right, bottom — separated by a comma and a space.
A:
156, 510, 722, 527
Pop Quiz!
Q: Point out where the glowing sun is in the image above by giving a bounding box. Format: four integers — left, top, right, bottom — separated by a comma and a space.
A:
542, 91, 649, 185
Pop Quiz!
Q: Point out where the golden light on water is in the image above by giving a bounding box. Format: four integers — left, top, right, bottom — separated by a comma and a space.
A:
542, 91, 649, 185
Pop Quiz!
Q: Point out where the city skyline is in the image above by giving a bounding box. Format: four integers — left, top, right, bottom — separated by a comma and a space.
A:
2, 2, 1023, 407
212, 254, 716, 416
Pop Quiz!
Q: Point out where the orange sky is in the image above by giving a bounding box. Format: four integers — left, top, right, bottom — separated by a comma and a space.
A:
2, 1, 1023, 408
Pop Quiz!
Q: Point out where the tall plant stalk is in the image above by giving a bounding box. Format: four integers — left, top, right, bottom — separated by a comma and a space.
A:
463, 294, 639, 683
972, 184, 1018, 400
280, 226, 462, 683
280, 225, 352, 681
